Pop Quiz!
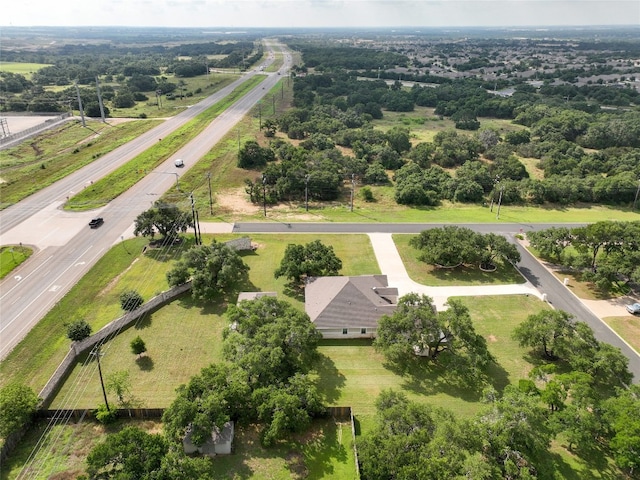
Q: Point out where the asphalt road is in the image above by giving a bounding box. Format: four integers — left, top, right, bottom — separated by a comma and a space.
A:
233, 222, 640, 382
0, 41, 292, 359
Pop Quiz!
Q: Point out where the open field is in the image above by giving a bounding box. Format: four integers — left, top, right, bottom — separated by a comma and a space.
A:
0, 62, 51, 79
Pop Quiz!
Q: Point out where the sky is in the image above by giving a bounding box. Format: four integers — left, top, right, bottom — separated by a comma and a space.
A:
1, 0, 639, 28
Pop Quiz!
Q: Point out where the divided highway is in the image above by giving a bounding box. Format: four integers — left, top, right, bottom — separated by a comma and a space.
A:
0, 41, 292, 359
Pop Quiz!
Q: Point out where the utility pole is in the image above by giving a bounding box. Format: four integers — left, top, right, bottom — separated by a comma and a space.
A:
95, 76, 106, 123
633, 179, 640, 210
207, 172, 213, 215
489, 176, 500, 212
262, 174, 267, 217
258, 103, 262, 130
272, 95, 276, 115
74, 81, 86, 128
190, 193, 199, 245
305, 174, 310, 212
350, 174, 355, 212
195, 210, 202, 245
237, 129, 241, 153
91, 346, 110, 412
496, 184, 504, 220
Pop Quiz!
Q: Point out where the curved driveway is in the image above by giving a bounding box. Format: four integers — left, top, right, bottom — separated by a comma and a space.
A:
231, 222, 640, 382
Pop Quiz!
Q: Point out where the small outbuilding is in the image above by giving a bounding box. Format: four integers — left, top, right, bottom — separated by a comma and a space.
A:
183, 422, 234, 457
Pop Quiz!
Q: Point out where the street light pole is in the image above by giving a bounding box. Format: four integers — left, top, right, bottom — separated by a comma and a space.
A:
120, 236, 130, 255
633, 179, 640, 210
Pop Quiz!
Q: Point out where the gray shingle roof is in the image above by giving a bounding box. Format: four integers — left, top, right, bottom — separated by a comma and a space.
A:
305, 275, 398, 329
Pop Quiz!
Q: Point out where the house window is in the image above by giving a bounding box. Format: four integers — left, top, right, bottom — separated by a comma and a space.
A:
342, 328, 348, 335
361, 328, 367, 334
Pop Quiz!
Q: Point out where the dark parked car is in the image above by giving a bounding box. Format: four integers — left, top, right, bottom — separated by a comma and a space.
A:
89, 217, 104, 228
626, 303, 640, 315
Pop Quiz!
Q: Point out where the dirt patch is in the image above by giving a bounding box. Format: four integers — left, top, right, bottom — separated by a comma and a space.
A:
216, 188, 259, 215
488, 334, 498, 342
98, 258, 139, 297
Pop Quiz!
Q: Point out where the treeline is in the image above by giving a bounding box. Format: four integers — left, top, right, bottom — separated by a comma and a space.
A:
528, 221, 640, 292
0, 40, 260, 113
243, 70, 639, 209
288, 43, 409, 70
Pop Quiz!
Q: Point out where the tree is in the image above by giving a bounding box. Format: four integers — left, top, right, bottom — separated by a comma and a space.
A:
375, 294, 493, 376
478, 385, 553, 479
237, 140, 275, 169
223, 296, 322, 387
162, 363, 250, 446
253, 373, 325, 446
66, 319, 92, 342
130, 336, 147, 357
133, 201, 193, 241
409, 226, 481, 267
274, 240, 342, 287
0, 384, 39, 438
479, 232, 521, 269
106, 370, 133, 407
86, 426, 167, 479
526, 227, 572, 262
602, 385, 640, 475
166, 240, 249, 301
113, 89, 136, 108
359, 390, 486, 480
385, 126, 412, 154
120, 290, 143, 311
512, 309, 575, 360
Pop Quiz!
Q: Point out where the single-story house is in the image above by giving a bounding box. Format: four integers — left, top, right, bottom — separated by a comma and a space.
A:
183, 421, 234, 457
305, 275, 398, 339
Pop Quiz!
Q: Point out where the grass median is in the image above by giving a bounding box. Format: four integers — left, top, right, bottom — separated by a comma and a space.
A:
65, 75, 265, 211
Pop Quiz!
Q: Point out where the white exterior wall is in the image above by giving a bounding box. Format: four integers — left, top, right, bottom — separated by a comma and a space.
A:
319, 328, 377, 339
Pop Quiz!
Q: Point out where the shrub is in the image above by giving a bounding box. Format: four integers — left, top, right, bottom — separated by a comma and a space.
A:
95, 404, 117, 424
120, 290, 143, 311
66, 319, 92, 342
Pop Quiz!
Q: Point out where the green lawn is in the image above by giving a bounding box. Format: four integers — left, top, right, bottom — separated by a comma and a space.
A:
393, 233, 526, 285
28, 233, 378, 408
604, 315, 640, 353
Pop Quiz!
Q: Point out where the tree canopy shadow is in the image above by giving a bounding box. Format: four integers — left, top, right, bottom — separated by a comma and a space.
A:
135, 355, 154, 371
383, 354, 495, 402
313, 353, 346, 404
134, 312, 153, 330
296, 418, 349, 480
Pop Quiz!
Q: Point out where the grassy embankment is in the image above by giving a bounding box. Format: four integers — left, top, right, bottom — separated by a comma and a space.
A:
65, 74, 265, 211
